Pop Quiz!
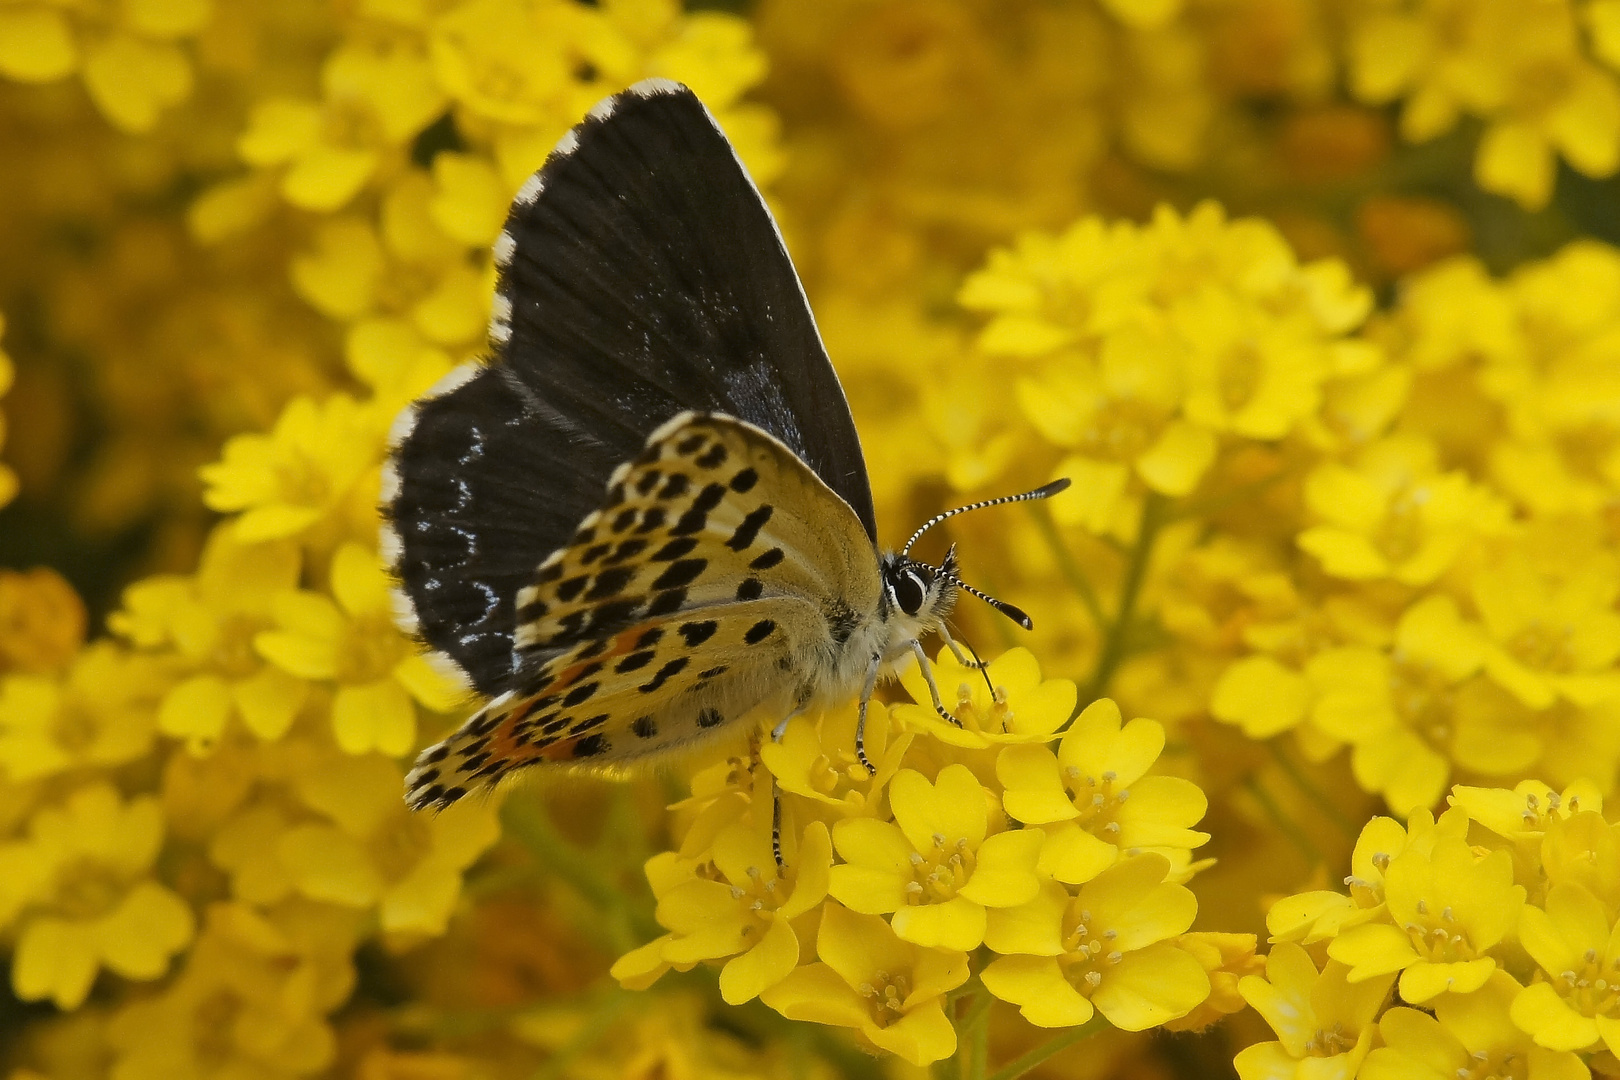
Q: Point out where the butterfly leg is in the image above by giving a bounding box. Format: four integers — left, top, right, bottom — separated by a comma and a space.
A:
909, 640, 965, 728
770, 774, 785, 870
938, 623, 987, 669
854, 651, 882, 776
771, 702, 808, 743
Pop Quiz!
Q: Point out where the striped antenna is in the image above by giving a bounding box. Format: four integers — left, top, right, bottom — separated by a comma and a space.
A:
939, 570, 1033, 630
901, 478, 1071, 556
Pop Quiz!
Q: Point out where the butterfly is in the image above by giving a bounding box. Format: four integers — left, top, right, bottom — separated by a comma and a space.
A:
383, 79, 1067, 812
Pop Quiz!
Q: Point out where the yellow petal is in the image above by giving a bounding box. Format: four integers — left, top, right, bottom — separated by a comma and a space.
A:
82, 35, 191, 133
982, 955, 1094, 1027
332, 680, 416, 756
891, 897, 986, 951
719, 915, 798, 1004
12, 917, 99, 1009
0, 9, 77, 82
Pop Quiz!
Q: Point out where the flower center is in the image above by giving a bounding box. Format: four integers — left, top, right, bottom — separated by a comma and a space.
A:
1077, 398, 1165, 462
1303, 1022, 1356, 1057
192, 989, 245, 1068
216, 614, 266, 679
952, 682, 1014, 733
904, 834, 976, 904
1344, 851, 1390, 909
52, 858, 127, 920
1218, 341, 1263, 413
1055, 907, 1121, 995
1518, 789, 1578, 830
857, 970, 912, 1028
1063, 766, 1127, 838
1389, 656, 1456, 749
274, 452, 330, 511
730, 864, 784, 937
337, 613, 406, 683
367, 812, 434, 884
1552, 948, 1620, 1019
1507, 620, 1577, 674
51, 699, 101, 755
1374, 487, 1426, 564
1401, 898, 1480, 963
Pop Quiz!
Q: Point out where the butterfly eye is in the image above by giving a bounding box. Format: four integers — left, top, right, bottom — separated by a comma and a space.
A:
891, 567, 930, 616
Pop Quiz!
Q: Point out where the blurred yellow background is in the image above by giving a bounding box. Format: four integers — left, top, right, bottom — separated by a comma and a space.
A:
4, 1, 1620, 1078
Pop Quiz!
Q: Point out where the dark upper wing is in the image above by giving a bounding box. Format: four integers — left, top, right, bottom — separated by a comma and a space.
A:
490, 79, 874, 539
383, 79, 873, 697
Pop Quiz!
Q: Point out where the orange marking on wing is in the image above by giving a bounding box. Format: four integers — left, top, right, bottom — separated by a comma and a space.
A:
551, 621, 665, 687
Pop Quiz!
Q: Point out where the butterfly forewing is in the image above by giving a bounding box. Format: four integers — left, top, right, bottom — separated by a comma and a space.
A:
404, 413, 878, 810
384, 78, 875, 700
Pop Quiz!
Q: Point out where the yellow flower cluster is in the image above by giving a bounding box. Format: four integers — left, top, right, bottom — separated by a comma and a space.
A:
6, 0, 1620, 1078
611, 662, 1237, 1065
1346, 0, 1620, 209
1242, 779, 1617, 1078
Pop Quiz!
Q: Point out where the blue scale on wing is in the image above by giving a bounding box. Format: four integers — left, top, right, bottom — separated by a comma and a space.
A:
403, 412, 879, 811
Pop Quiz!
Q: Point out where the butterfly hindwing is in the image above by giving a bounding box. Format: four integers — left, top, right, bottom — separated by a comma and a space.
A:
404, 413, 880, 810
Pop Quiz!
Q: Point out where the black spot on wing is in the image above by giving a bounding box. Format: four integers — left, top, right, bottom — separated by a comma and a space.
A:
654, 559, 707, 589
726, 505, 773, 551
679, 620, 718, 646
640, 657, 689, 692
729, 468, 757, 492
745, 619, 775, 645
697, 707, 724, 728
750, 547, 783, 570
736, 578, 763, 601
632, 715, 657, 738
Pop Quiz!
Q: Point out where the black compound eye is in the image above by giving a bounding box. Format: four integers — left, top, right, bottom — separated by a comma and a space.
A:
892, 568, 928, 616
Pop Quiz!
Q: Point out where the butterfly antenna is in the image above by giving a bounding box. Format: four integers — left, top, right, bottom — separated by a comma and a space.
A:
939, 569, 1034, 631
960, 630, 995, 696
901, 478, 1071, 556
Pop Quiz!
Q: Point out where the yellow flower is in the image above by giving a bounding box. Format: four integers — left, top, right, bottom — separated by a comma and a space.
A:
981, 854, 1209, 1029
1328, 808, 1524, 1002
1267, 814, 1426, 945
1348, 0, 1620, 209
759, 902, 968, 1066
1473, 531, 1620, 710
275, 752, 498, 935
254, 542, 463, 756
1538, 808, 1620, 907
827, 764, 1042, 949
0, 567, 85, 674
1365, 971, 1588, 1080
1512, 881, 1620, 1053
1234, 943, 1393, 1080
893, 646, 1077, 747
111, 525, 306, 750
0, 0, 211, 131
1450, 779, 1602, 845
632, 818, 831, 1004
237, 40, 445, 211
8, 784, 195, 1009
1305, 595, 1530, 815
107, 900, 357, 1080
1164, 931, 1262, 1032
1297, 435, 1507, 585
761, 701, 911, 817
199, 394, 378, 543
0, 643, 163, 781
996, 699, 1207, 884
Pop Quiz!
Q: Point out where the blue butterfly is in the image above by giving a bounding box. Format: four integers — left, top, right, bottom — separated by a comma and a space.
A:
382, 79, 1065, 810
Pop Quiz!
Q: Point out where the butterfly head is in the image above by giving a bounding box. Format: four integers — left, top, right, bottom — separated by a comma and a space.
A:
883, 478, 1071, 635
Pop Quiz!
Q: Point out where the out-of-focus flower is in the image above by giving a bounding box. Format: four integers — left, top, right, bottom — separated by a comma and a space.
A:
0, 643, 164, 781
981, 853, 1208, 1029
254, 542, 463, 755
275, 751, 498, 935
0, 0, 212, 131
199, 395, 378, 544
1235, 943, 1393, 1080
0, 567, 86, 674
7, 784, 195, 1009
828, 764, 1043, 949
0, 312, 16, 507
760, 902, 968, 1066
237, 40, 445, 212
111, 525, 305, 751
106, 900, 356, 1080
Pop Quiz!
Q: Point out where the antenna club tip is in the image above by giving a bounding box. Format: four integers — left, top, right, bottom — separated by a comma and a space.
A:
1038, 478, 1072, 497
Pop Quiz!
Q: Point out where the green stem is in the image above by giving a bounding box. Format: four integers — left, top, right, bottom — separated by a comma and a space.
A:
500, 795, 661, 947
1243, 776, 1322, 866
531, 988, 629, 1080
959, 980, 994, 1080
1266, 740, 1358, 839
984, 1017, 1107, 1080
1030, 503, 1106, 629
1083, 494, 1166, 703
